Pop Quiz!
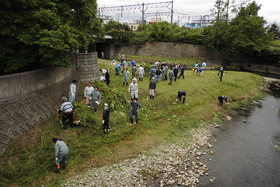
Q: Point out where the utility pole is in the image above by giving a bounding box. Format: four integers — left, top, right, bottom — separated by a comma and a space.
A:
226, 0, 230, 22
142, 3, 145, 23
156, 12, 158, 22
98, 8, 101, 18
170, 0, 174, 24
121, 6, 123, 17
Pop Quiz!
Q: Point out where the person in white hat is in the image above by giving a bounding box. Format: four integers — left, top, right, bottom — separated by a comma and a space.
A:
128, 78, 138, 101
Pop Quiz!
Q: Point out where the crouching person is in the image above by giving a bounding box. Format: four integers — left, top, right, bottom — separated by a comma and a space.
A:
59, 96, 74, 129
52, 138, 69, 172
218, 96, 228, 106
176, 91, 186, 104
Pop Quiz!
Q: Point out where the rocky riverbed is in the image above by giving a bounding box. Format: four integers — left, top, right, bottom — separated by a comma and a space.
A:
64, 126, 216, 187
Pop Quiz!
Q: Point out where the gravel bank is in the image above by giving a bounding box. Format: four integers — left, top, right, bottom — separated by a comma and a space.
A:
64, 126, 215, 187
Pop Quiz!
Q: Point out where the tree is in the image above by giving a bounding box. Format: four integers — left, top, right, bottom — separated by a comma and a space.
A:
104, 21, 130, 32
205, 1, 273, 62
0, 0, 102, 73
268, 23, 280, 40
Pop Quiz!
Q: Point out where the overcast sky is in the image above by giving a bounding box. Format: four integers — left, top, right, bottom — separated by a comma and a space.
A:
97, 0, 280, 24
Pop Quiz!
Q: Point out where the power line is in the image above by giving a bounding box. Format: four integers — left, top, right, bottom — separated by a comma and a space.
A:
98, 1, 174, 24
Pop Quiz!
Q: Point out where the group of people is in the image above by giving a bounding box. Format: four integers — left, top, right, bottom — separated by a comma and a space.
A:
54, 56, 228, 173
193, 61, 207, 75
99, 69, 110, 86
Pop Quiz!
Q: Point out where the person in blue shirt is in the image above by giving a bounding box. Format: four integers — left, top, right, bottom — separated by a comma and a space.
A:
131, 60, 136, 67
115, 64, 121, 76
150, 67, 156, 80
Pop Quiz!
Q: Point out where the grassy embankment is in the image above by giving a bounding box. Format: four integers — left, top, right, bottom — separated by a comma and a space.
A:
0, 58, 264, 186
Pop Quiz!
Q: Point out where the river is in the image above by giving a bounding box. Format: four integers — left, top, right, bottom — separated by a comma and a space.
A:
200, 94, 280, 187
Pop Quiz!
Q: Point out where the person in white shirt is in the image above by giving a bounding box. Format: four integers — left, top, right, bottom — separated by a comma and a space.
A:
111, 59, 116, 66
128, 78, 139, 100
69, 80, 77, 103
84, 82, 94, 105
202, 61, 207, 67
138, 65, 144, 81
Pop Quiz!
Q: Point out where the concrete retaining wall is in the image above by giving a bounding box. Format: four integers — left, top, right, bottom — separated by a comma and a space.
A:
75, 52, 100, 83
0, 52, 100, 155
232, 63, 280, 79
114, 42, 223, 64
0, 67, 75, 154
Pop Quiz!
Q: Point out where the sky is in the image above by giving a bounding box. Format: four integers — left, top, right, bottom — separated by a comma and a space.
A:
97, 0, 280, 24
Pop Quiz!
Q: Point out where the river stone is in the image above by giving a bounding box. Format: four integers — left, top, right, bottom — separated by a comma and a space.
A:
226, 116, 232, 120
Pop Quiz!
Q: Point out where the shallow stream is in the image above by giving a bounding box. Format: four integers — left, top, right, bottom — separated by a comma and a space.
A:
200, 94, 280, 187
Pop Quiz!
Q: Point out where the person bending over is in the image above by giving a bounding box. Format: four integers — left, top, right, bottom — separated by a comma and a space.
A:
52, 138, 69, 172
176, 91, 186, 103
218, 96, 228, 106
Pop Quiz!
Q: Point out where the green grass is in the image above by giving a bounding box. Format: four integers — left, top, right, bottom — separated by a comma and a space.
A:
270, 40, 280, 50
0, 58, 265, 186
124, 55, 206, 67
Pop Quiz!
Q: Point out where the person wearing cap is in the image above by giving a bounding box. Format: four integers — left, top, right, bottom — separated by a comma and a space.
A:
218, 96, 228, 106
150, 67, 156, 80
52, 138, 69, 172
149, 77, 156, 99
130, 98, 141, 124
84, 82, 94, 105
138, 65, 144, 81
69, 80, 78, 103
123, 68, 130, 86
59, 96, 74, 129
176, 91, 186, 104
91, 87, 101, 112
128, 78, 138, 100
102, 103, 110, 134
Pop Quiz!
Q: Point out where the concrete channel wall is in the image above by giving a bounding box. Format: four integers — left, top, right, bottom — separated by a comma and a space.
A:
0, 52, 99, 155
113, 42, 223, 64
0, 67, 75, 154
